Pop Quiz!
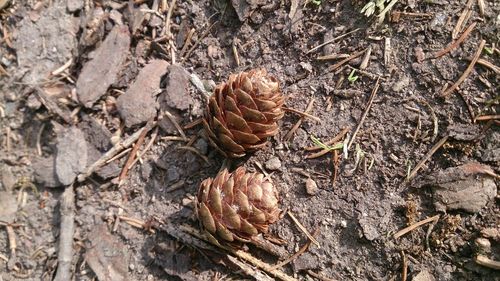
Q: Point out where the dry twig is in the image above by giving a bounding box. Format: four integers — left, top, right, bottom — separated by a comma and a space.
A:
269, 229, 318, 271
434, 22, 476, 58
54, 185, 75, 281
475, 255, 500, 270
287, 211, 320, 248
452, 0, 474, 39
348, 77, 380, 150
441, 41, 486, 98
118, 121, 154, 184
406, 135, 449, 181
77, 121, 157, 182
284, 98, 315, 142
393, 215, 440, 239
306, 28, 360, 54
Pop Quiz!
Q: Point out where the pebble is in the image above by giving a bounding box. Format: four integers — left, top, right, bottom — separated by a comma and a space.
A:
305, 178, 318, 195
264, 156, 281, 171
474, 238, 491, 254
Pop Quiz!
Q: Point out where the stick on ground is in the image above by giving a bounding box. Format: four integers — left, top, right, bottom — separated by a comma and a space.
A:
393, 215, 440, 239
441, 39, 486, 97
406, 135, 449, 181
54, 185, 75, 281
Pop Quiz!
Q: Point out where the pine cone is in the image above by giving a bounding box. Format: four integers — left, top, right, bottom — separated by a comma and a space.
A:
203, 69, 285, 158
196, 167, 280, 242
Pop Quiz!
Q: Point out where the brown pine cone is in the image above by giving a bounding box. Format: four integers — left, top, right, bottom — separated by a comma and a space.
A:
203, 68, 285, 158
196, 167, 280, 242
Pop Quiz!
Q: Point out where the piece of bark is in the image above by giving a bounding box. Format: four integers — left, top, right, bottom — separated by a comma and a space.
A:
85, 224, 129, 281
76, 25, 130, 108
117, 59, 169, 127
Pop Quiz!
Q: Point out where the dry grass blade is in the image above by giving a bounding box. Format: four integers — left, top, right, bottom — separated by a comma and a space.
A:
287, 211, 320, 248
441, 39, 486, 97
393, 215, 440, 239
475, 255, 500, 270
164, 110, 187, 140
475, 115, 500, 122
177, 146, 210, 163
118, 121, 153, 184
452, 0, 474, 39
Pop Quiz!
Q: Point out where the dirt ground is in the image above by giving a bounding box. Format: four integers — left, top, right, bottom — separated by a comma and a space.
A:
0, 0, 499, 280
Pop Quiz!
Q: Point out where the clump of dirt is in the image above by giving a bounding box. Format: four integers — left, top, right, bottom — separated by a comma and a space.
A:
0, 0, 498, 280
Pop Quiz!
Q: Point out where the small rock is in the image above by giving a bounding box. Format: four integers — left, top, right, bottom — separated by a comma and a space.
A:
391, 76, 410, 92
340, 220, 347, 228
56, 127, 88, 185
415, 46, 425, 63
162, 65, 193, 111
117, 59, 169, 127
67, 0, 84, 12
424, 163, 497, 213
167, 166, 180, 182
481, 228, 500, 241
265, 157, 281, 171
26, 93, 42, 110
474, 238, 491, 254
5, 92, 16, 102
413, 270, 435, 281
32, 156, 62, 188
1, 166, 16, 190
0, 191, 17, 223
359, 217, 380, 241
305, 178, 318, 195
76, 25, 130, 107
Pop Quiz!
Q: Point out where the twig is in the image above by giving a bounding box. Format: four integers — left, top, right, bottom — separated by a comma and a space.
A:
316, 54, 350, 61
452, 0, 474, 39
282, 106, 321, 122
441, 39, 485, 98
105, 147, 132, 164
393, 215, 440, 239
36, 123, 46, 156
179, 28, 195, 58
51, 58, 73, 76
348, 77, 380, 150
164, 0, 176, 38
118, 121, 153, 184
119, 216, 155, 234
269, 228, 318, 271
174, 224, 298, 281
6, 225, 16, 256
77, 121, 157, 182
182, 21, 218, 61
128, 127, 159, 168
284, 99, 315, 142
183, 118, 203, 130
54, 185, 75, 281
475, 58, 500, 74
327, 49, 366, 72
305, 127, 349, 151
306, 28, 360, 54
250, 235, 289, 259
164, 110, 187, 140
474, 255, 500, 270
406, 135, 449, 181
475, 115, 500, 121
177, 146, 210, 164
287, 211, 320, 248
434, 22, 476, 58
232, 38, 241, 66
401, 251, 408, 281
306, 270, 337, 281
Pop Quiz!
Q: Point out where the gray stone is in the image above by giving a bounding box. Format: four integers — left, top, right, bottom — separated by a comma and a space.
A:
76, 25, 130, 107
305, 178, 318, 195
55, 127, 88, 185
117, 59, 169, 127
194, 138, 208, 155
265, 156, 282, 171
0, 191, 17, 223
